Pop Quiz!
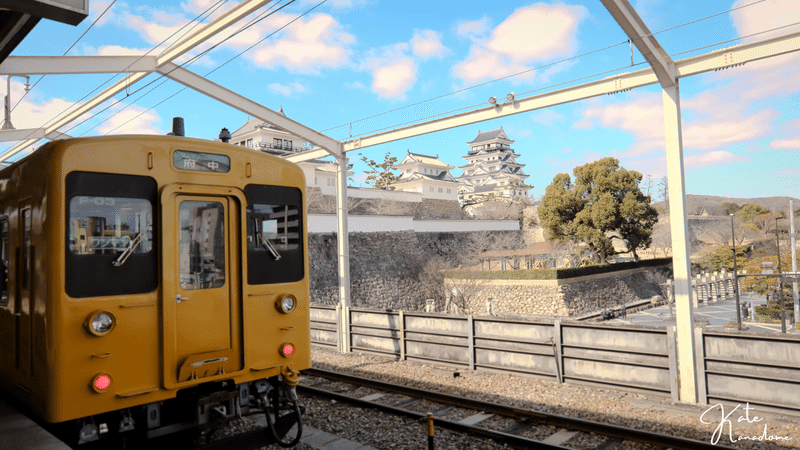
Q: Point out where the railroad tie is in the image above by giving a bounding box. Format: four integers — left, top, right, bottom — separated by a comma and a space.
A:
541, 429, 578, 446
457, 413, 494, 426
359, 392, 387, 401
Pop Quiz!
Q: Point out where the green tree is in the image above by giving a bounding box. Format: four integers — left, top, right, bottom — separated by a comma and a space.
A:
540, 157, 658, 263
697, 244, 750, 272
358, 151, 399, 190
736, 203, 770, 222
721, 202, 740, 215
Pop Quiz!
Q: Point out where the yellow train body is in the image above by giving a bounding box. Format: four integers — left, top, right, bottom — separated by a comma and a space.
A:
0, 135, 310, 433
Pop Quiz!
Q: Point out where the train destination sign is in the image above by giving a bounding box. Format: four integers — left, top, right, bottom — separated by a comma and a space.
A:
173, 150, 230, 173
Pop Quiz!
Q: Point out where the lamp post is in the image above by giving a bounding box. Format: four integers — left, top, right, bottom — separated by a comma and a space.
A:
3, 75, 31, 130
731, 214, 742, 331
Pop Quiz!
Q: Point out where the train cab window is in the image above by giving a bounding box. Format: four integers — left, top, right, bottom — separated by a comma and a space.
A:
0, 218, 7, 306
65, 172, 157, 298
244, 185, 304, 284
68, 197, 153, 255
178, 201, 225, 290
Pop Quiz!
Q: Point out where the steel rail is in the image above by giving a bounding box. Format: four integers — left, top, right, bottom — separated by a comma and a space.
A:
303, 368, 739, 450
298, 383, 569, 450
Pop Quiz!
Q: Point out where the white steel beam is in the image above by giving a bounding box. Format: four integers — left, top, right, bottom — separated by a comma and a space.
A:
0, 128, 44, 141
601, 0, 675, 88
157, 63, 341, 157
662, 82, 697, 403
285, 28, 800, 164
334, 150, 351, 352
0, 56, 158, 75
0, 0, 272, 162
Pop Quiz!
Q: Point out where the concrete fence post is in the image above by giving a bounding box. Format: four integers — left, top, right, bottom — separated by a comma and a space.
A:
667, 326, 680, 401
553, 320, 564, 384
467, 314, 475, 370
399, 310, 406, 361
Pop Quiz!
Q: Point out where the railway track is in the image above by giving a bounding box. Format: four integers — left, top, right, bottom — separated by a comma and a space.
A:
299, 368, 738, 450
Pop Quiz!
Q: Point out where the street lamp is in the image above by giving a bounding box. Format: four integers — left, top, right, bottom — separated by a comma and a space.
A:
731, 214, 742, 331
776, 217, 787, 333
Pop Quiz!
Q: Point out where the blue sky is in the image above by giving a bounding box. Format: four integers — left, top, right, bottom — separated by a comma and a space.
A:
4, 0, 800, 199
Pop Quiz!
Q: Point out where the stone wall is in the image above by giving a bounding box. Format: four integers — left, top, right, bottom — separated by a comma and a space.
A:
309, 230, 523, 310
446, 266, 672, 317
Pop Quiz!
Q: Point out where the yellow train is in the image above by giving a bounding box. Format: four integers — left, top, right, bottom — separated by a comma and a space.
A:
0, 128, 310, 446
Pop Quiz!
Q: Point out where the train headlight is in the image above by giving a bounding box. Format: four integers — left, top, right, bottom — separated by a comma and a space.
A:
275, 295, 296, 314
91, 373, 113, 393
85, 311, 115, 336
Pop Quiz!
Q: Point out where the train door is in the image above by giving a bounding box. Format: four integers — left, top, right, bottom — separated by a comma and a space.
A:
161, 186, 243, 388
14, 204, 33, 383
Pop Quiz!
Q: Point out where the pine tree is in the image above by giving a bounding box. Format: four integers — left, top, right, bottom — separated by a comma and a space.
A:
540, 157, 658, 262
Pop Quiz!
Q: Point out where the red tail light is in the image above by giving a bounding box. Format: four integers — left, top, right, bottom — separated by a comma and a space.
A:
279, 343, 294, 357
92, 373, 113, 393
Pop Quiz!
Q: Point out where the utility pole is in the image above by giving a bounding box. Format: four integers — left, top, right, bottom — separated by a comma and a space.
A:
731, 214, 742, 331
776, 218, 786, 334
790, 200, 798, 327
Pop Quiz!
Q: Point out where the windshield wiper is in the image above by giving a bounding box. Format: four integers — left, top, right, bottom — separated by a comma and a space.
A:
254, 218, 281, 260
112, 232, 143, 267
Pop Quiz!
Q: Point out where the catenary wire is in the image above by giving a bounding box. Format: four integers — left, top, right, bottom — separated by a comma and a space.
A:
320, 0, 775, 135
342, 18, 800, 141
10, 0, 119, 112
3, 0, 229, 153
98, 0, 328, 137
77, 0, 301, 136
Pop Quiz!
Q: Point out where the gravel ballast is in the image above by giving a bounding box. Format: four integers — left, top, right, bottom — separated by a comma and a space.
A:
302, 346, 800, 450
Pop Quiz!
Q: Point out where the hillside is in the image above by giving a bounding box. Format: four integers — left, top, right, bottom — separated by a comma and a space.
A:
653, 194, 800, 215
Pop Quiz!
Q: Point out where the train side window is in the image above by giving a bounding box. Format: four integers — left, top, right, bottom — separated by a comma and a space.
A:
65, 172, 158, 298
244, 185, 304, 284
0, 218, 7, 306
22, 209, 30, 289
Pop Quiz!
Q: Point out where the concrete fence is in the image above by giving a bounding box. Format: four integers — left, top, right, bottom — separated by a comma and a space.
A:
310, 304, 800, 416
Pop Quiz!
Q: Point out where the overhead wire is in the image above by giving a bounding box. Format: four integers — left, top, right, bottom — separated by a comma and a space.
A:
2, 0, 229, 154
99, 0, 329, 137
78, 0, 300, 136
321, 0, 776, 137
11, 0, 119, 112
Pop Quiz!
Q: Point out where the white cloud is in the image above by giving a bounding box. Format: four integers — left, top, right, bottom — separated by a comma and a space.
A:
96, 45, 151, 56
684, 151, 749, 170
1, 79, 162, 145
95, 103, 162, 135
410, 29, 448, 60
345, 81, 366, 90
531, 109, 564, 127
575, 89, 775, 170
732, 0, 800, 42
452, 3, 588, 85
247, 13, 355, 74
370, 57, 417, 100
452, 46, 535, 85
361, 43, 418, 100
456, 16, 491, 41
104, 3, 356, 75
268, 82, 309, 97
770, 138, 800, 150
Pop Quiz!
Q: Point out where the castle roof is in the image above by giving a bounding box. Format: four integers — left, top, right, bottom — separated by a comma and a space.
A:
467, 127, 513, 145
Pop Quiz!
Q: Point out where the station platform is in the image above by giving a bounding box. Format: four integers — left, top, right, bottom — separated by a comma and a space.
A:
0, 390, 70, 450
1, 389, 372, 450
